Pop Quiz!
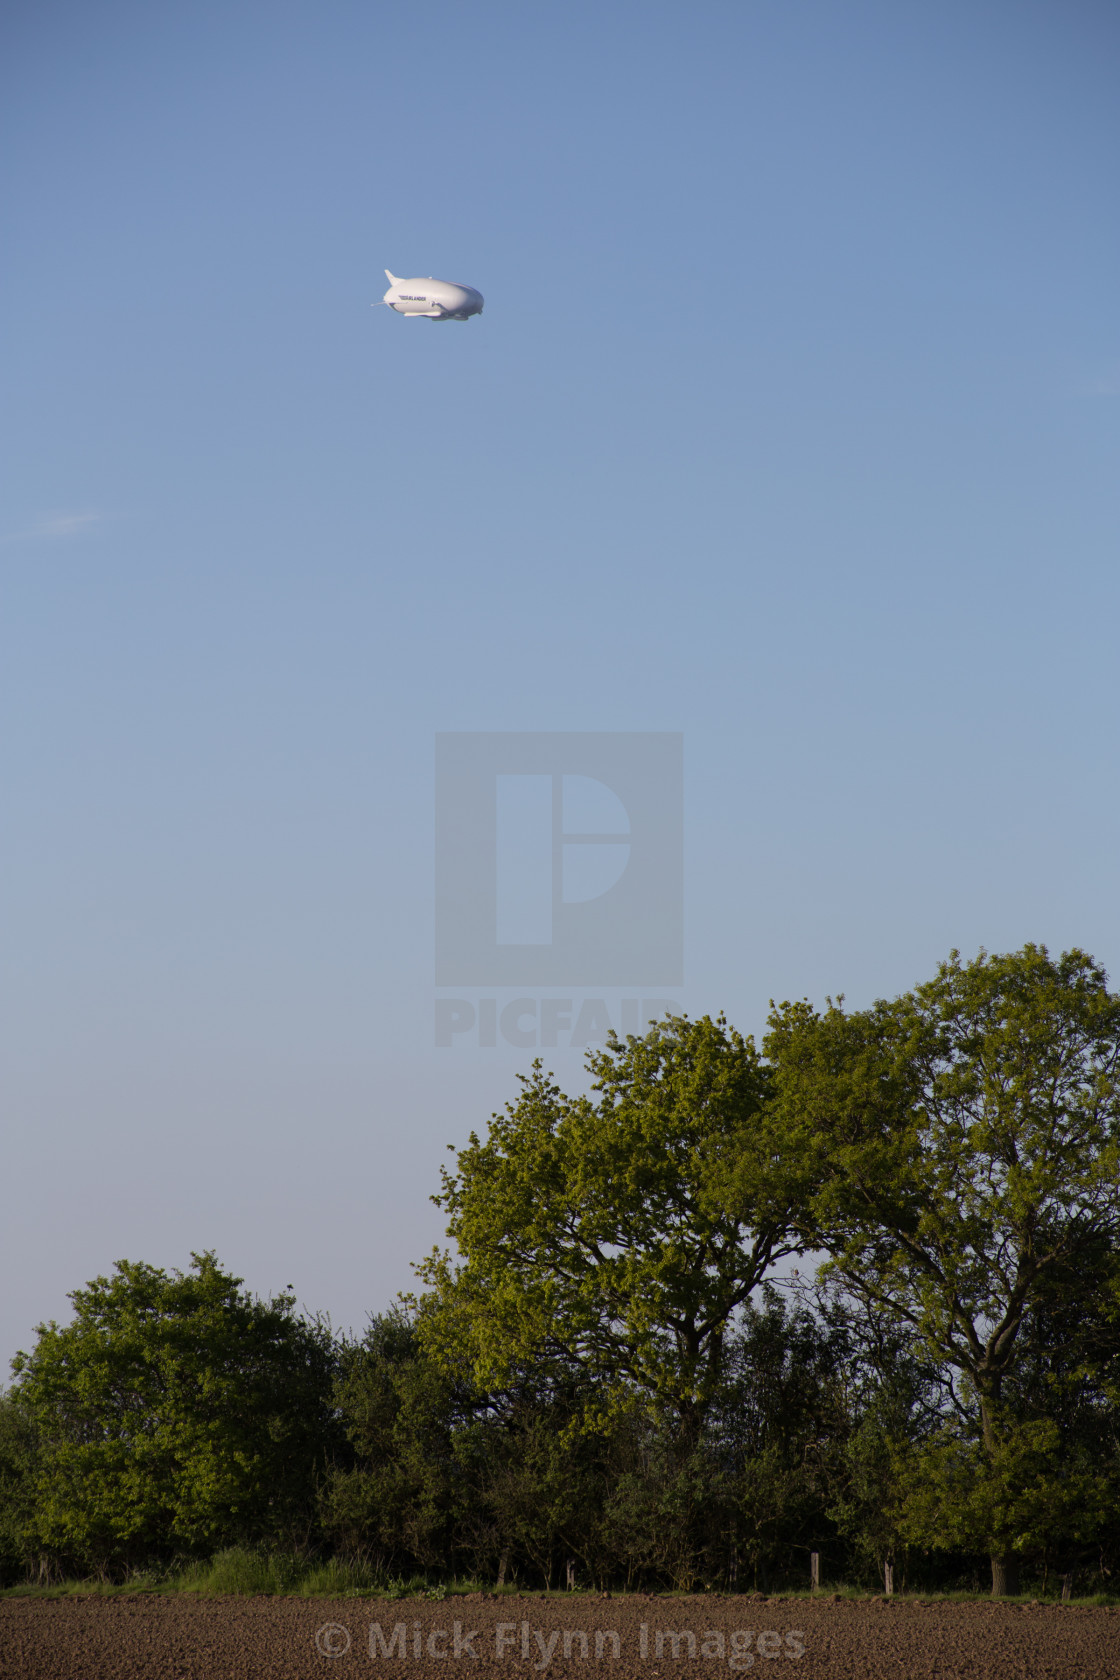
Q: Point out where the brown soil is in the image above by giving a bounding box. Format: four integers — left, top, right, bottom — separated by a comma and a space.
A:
2, 1593, 1118, 1680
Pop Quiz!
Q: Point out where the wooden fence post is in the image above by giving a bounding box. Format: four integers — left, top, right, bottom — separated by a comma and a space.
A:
884, 1562, 894, 1597
810, 1553, 820, 1594
1061, 1573, 1072, 1603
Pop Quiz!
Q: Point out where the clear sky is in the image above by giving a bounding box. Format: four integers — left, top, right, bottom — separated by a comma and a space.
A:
2, 0, 1118, 1369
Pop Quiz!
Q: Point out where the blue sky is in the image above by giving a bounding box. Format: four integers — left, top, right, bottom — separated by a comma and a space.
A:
2, 0, 1118, 1365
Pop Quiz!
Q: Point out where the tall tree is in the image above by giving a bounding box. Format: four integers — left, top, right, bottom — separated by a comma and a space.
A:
765, 944, 1120, 1595
417, 1015, 805, 1441
10, 1253, 337, 1575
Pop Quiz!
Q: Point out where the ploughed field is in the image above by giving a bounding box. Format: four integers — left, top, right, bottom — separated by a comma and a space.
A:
3, 1592, 1118, 1680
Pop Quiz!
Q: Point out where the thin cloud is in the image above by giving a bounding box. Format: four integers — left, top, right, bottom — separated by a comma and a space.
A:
2, 510, 103, 544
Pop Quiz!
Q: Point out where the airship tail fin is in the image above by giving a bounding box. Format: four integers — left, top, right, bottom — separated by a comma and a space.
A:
384, 269, 401, 284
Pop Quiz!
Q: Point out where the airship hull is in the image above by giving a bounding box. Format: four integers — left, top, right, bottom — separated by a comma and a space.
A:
380, 271, 484, 321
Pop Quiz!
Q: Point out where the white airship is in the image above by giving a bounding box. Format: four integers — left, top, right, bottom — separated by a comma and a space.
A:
379, 270, 484, 321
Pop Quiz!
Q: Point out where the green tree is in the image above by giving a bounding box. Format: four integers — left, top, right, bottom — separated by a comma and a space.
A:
895, 1415, 1110, 1585
718, 1291, 849, 1590
597, 1418, 729, 1591
10, 1253, 337, 1576
322, 1307, 477, 1573
417, 1015, 803, 1441
816, 1289, 939, 1593
324, 1308, 616, 1587
466, 1372, 620, 1589
765, 944, 1120, 1595
0, 1389, 40, 1583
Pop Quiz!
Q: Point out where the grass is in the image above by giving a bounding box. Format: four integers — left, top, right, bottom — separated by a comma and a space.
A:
1, 1553, 500, 1601
3, 1552, 1118, 1606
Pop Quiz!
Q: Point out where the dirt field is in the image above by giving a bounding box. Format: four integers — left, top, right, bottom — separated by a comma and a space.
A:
3, 1592, 1118, 1680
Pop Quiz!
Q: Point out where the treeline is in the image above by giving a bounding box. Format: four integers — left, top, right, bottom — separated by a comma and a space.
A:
2, 945, 1119, 1597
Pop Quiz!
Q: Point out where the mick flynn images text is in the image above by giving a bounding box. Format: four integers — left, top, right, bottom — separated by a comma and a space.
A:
314, 1619, 806, 1667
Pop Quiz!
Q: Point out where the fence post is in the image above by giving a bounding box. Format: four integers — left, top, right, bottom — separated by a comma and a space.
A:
1061, 1573, 1072, 1603
810, 1553, 820, 1594
884, 1562, 894, 1597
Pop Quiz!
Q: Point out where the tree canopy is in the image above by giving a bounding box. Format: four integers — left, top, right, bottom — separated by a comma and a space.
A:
417, 1014, 804, 1436
764, 943, 1120, 1592
4, 947, 1120, 1598
9, 1252, 337, 1573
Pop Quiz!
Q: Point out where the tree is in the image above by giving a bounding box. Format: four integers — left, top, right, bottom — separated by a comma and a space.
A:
417, 1015, 804, 1441
765, 945, 1120, 1595
322, 1307, 478, 1573
712, 1290, 848, 1591
815, 1285, 942, 1593
894, 1414, 1111, 1588
10, 1253, 337, 1576
467, 1371, 619, 1590
323, 1308, 617, 1586
0, 1389, 40, 1583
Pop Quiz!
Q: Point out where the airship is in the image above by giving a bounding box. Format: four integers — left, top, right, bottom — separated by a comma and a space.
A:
379, 270, 484, 321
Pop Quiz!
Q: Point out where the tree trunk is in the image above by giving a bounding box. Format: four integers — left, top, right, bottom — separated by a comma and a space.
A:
990, 1554, 1020, 1597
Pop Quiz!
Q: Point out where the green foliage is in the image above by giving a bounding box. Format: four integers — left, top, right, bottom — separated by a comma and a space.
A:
316, 1286, 854, 1593
0, 1390, 40, 1583
597, 1429, 723, 1591
719, 1293, 849, 1585
8, 1253, 338, 1576
417, 1015, 802, 1434
465, 1386, 617, 1589
171, 1546, 382, 1596
177, 1547, 305, 1595
896, 1418, 1111, 1561
5, 949, 1120, 1596
320, 1307, 474, 1572
765, 944, 1120, 1578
